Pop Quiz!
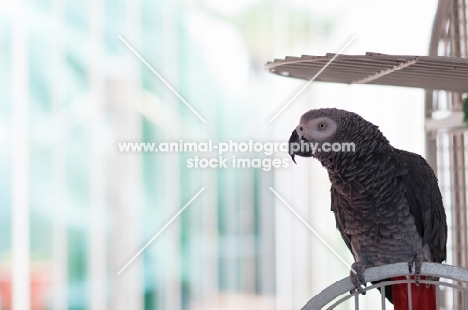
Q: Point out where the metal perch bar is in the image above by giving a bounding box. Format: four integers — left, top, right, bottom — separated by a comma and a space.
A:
302, 262, 468, 310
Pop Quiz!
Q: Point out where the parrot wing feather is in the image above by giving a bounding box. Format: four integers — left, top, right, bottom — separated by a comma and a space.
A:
394, 150, 447, 263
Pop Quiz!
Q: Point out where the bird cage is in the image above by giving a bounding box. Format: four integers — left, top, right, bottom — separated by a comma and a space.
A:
426, 0, 468, 307
266, 0, 468, 308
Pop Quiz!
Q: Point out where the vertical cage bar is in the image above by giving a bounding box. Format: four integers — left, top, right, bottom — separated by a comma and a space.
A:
407, 276, 413, 310
381, 284, 386, 310
461, 291, 468, 310
450, 131, 468, 308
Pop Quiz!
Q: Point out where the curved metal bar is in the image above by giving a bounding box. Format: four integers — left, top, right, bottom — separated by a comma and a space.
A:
302, 262, 468, 310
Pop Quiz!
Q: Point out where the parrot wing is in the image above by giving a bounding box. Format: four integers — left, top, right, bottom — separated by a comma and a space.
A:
394, 149, 447, 263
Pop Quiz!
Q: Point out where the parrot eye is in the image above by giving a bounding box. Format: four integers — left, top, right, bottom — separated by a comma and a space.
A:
319, 123, 326, 130
299, 127, 303, 131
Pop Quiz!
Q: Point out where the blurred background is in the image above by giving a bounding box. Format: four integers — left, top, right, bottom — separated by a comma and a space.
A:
0, 0, 440, 309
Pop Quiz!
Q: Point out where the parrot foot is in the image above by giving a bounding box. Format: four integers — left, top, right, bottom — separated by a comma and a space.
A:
407, 254, 424, 286
350, 262, 367, 295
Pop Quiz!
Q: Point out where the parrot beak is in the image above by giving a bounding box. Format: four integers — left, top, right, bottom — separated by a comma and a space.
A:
288, 129, 313, 164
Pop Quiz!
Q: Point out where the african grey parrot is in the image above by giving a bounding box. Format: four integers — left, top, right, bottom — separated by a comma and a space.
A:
288, 108, 447, 309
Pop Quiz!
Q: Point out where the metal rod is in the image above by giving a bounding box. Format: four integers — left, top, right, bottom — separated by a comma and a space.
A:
407, 276, 413, 310
354, 293, 359, 310
381, 284, 387, 310
449, 131, 468, 308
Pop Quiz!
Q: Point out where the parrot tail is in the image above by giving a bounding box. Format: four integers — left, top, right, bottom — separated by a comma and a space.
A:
391, 276, 436, 310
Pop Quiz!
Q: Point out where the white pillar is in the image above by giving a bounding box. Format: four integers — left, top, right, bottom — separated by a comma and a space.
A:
119, 0, 144, 308
159, 1, 181, 309
11, 0, 30, 308
88, 0, 107, 308
51, 0, 68, 309
272, 1, 292, 309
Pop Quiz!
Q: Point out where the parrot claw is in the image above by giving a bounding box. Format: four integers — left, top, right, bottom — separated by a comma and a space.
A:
350, 262, 367, 295
407, 254, 424, 285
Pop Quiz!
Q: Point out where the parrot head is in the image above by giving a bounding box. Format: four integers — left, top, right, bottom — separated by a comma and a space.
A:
288, 108, 388, 164
288, 109, 339, 163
